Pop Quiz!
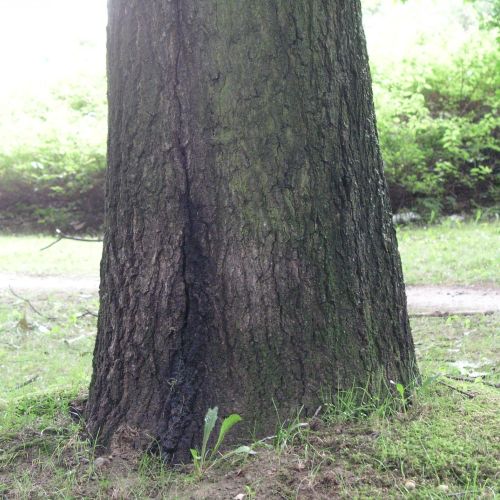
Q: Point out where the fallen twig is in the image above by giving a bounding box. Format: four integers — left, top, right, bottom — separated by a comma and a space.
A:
78, 309, 99, 319
40, 228, 103, 251
1, 436, 47, 455
312, 405, 322, 418
9, 286, 57, 321
438, 380, 475, 399
13, 375, 39, 390
444, 375, 500, 389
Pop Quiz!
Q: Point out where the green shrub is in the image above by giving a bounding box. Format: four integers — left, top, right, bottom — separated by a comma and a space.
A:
0, 77, 106, 232
372, 14, 499, 215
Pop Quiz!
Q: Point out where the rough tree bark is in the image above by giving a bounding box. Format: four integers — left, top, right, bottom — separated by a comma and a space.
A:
86, 0, 418, 462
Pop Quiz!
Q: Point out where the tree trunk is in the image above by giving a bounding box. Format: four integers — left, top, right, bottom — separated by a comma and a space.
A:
86, 0, 417, 463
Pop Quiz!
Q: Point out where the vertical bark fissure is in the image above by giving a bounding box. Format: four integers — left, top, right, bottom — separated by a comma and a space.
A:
157, 0, 202, 458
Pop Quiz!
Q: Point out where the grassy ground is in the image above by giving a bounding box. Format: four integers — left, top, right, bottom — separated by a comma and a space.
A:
1, 220, 499, 285
0, 222, 499, 498
0, 236, 101, 277
397, 220, 500, 286
0, 291, 97, 409
0, 293, 498, 498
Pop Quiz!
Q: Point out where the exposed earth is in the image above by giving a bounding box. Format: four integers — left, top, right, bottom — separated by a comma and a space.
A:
405, 285, 499, 315
0, 273, 498, 315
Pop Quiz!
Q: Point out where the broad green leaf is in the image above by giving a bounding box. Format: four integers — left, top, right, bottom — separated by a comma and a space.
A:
201, 407, 218, 460
211, 413, 242, 458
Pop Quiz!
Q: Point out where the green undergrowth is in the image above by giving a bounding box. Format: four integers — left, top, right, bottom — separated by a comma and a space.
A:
397, 219, 500, 285
0, 287, 498, 498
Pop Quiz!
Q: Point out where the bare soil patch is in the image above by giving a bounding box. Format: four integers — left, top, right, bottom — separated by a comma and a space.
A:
406, 285, 500, 314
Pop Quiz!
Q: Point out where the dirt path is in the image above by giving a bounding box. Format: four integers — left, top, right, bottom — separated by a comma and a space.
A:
406, 285, 499, 315
0, 273, 498, 315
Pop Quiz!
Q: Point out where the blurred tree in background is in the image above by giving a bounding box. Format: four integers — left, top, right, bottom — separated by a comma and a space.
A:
0, 0, 498, 232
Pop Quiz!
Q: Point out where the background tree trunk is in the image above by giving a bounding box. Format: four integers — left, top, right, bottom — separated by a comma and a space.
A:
86, 0, 417, 462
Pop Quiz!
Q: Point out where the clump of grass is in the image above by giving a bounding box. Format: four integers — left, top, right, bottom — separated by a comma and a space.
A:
321, 386, 375, 423
320, 379, 409, 425
272, 406, 310, 453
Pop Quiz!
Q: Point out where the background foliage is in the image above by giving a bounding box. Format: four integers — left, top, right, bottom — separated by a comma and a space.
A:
369, 0, 499, 215
0, 78, 106, 231
0, 0, 498, 231
0, 0, 106, 232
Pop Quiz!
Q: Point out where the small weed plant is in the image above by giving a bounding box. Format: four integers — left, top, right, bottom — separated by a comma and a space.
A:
190, 407, 253, 475
390, 380, 408, 413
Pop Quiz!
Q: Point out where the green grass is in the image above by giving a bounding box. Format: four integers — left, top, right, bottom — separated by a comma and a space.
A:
0, 290, 97, 417
413, 313, 499, 384
374, 386, 499, 496
0, 236, 101, 277
397, 220, 500, 286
